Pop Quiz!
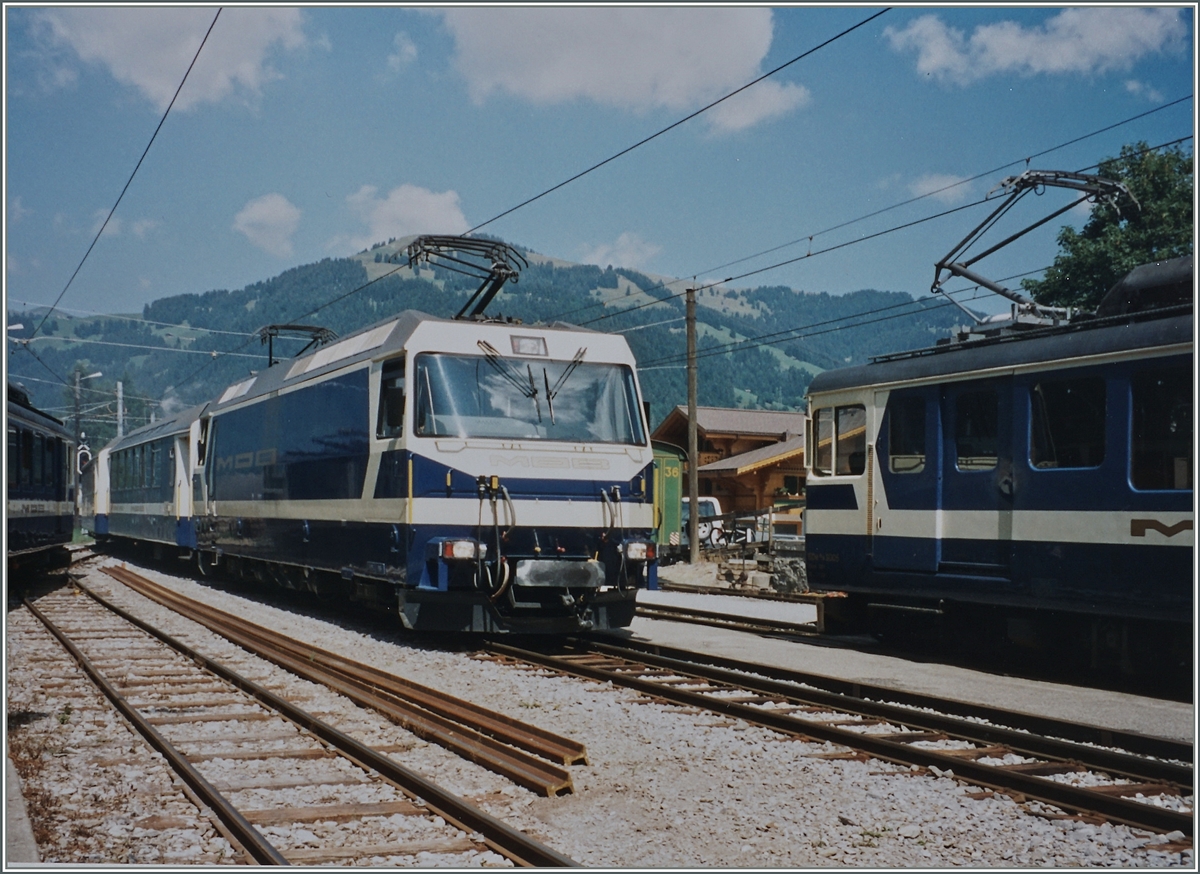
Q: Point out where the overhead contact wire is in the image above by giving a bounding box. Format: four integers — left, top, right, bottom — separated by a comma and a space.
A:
30, 8, 223, 343
464, 8, 891, 236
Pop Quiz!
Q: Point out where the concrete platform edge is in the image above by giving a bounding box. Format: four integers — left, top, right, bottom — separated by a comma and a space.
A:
6, 754, 41, 865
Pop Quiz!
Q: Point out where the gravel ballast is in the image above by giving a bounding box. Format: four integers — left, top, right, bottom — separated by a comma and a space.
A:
7, 556, 1193, 867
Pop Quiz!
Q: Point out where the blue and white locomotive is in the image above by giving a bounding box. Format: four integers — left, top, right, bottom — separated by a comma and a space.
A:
803, 255, 1193, 670
7, 381, 76, 571
90, 237, 658, 632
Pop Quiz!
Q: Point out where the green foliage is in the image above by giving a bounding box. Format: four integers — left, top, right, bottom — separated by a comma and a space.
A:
1022, 142, 1194, 309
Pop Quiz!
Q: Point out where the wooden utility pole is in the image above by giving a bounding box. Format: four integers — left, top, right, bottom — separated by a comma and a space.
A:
686, 285, 700, 564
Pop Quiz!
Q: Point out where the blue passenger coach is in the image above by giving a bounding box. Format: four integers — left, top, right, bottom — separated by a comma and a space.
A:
803, 257, 1193, 668
95, 309, 658, 633
7, 381, 75, 571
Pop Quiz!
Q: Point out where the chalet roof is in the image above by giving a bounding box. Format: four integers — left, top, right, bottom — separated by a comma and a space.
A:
697, 433, 806, 476
653, 405, 805, 441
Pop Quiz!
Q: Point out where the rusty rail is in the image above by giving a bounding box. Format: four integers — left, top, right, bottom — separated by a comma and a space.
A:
100, 564, 582, 795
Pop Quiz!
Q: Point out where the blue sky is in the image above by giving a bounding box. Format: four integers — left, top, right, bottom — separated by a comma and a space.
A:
5, 5, 1195, 323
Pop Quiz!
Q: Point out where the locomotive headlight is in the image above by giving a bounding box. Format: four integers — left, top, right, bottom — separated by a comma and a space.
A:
442, 539, 485, 561
623, 541, 655, 562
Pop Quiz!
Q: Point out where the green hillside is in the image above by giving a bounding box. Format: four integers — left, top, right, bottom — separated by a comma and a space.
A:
7, 237, 963, 447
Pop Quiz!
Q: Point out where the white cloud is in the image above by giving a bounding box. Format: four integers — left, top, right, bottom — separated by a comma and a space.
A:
387, 31, 417, 72
39, 7, 309, 111
8, 196, 31, 224
1125, 79, 1165, 103
91, 210, 121, 237
580, 232, 661, 271
438, 8, 806, 132
908, 173, 972, 205
233, 193, 302, 257
886, 8, 1187, 85
707, 80, 810, 133
132, 219, 160, 240
336, 184, 469, 253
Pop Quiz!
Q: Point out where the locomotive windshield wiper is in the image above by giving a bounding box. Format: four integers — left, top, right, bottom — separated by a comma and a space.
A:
542, 347, 587, 426
478, 340, 542, 421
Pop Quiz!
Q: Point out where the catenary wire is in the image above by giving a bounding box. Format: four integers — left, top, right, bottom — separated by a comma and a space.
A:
463, 8, 891, 236
543, 101, 1193, 325
30, 8, 223, 342
637, 268, 1051, 369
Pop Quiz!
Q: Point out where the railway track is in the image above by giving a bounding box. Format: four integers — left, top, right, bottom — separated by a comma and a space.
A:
481, 638, 1193, 843
18, 581, 576, 867
635, 599, 822, 637
99, 564, 584, 796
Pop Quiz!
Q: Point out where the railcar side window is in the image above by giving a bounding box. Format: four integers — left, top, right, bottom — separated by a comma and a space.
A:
376, 358, 406, 439
813, 408, 833, 475
836, 405, 867, 476
7, 426, 18, 485
955, 390, 998, 471
888, 396, 925, 474
1132, 366, 1193, 490
20, 430, 33, 486
1030, 377, 1105, 469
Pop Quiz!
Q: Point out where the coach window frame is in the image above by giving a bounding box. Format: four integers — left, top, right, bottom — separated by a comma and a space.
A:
887, 394, 926, 474
1130, 363, 1193, 491
953, 388, 999, 471
376, 356, 406, 440
810, 403, 867, 477
1029, 375, 1106, 470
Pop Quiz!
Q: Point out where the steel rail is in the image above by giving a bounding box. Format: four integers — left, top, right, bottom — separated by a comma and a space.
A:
579, 639, 1192, 789
22, 596, 289, 866
70, 582, 577, 867
607, 636, 1193, 764
104, 565, 586, 764
636, 601, 820, 637
101, 566, 580, 794
487, 641, 1193, 837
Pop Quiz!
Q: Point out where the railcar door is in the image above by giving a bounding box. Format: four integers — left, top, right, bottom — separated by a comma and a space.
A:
873, 386, 941, 572
939, 378, 1014, 578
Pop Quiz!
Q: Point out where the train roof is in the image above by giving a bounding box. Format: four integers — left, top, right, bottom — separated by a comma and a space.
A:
808, 307, 1192, 395
809, 257, 1194, 396
107, 400, 209, 453
204, 308, 611, 415
7, 380, 72, 439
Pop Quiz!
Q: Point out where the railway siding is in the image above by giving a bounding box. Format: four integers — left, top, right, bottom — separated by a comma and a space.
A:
10, 576, 572, 866
7, 555, 1193, 867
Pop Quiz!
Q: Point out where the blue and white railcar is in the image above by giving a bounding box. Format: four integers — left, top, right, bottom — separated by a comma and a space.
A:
804, 259, 1193, 665
180, 310, 656, 632
7, 381, 75, 570
95, 403, 206, 553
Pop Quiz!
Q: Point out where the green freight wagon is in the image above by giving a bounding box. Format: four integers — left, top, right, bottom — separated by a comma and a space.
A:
652, 441, 686, 563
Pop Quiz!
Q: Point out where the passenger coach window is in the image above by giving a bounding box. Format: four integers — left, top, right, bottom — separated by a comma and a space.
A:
888, 396, 925, 474
376, 358, 406, 439
836, 405, 867, 476
813, 408, 833, 475
1030, 377, 1105, 469
7, 426, 18, 485
1132, 366, 1192, 490
955, 390, 998, 471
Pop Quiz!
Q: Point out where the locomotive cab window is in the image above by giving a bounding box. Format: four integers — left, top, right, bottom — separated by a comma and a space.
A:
888, 395, 925, 474
1030, 376, 1105, 469
811, 404, 866, 476
1132, 365, 1193, 490
377, 358, 406, 439
812, 408, 833, 475
955, 390, 998, 471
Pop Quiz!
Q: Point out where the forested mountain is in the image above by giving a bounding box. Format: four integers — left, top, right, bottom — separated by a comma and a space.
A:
7, 236, 964, 447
